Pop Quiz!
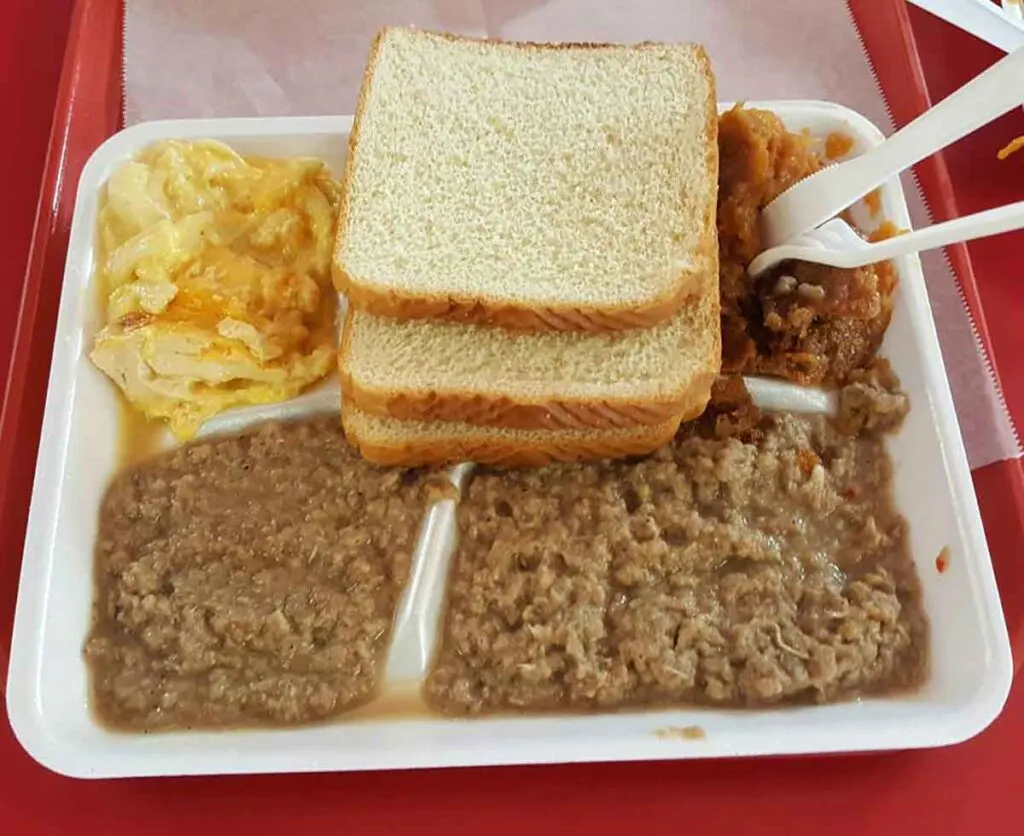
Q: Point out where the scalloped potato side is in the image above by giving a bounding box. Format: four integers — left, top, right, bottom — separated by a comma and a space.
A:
90, 139, 340, 439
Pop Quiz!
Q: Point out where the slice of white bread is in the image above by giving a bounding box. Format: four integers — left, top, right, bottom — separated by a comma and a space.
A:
342, 402, 682, 468
339, 273, 720, 430
334, 26, 719, 331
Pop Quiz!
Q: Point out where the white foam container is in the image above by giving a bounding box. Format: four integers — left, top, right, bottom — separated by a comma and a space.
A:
5, 101, 1013, 779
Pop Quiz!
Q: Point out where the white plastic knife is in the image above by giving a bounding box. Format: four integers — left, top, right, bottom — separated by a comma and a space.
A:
907, 0, 1024, 52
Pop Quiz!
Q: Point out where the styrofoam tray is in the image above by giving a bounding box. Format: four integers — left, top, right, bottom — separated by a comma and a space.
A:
5, 101, 1013, 779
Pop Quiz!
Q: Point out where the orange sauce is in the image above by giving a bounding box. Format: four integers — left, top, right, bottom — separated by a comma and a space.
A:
825, 132, 855, 160
998, 136, 1024, 160
864, 188, 882, 218
868, 220, 904, 242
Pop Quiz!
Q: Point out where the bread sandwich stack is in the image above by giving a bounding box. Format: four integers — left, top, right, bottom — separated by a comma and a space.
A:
334, 27, 721, 467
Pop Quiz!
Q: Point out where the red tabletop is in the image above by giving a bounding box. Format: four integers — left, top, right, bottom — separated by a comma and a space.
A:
0, 2, 1021, 833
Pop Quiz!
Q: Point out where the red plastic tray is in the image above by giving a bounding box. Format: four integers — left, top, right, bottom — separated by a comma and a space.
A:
1, 0, 1021, 832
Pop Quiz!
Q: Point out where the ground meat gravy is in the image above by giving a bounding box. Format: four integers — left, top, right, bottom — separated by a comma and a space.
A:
85, 416, 431, 731
426, 375, 927, 714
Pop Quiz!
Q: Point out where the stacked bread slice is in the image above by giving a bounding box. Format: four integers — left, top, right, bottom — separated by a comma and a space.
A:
334, 26, 721, 467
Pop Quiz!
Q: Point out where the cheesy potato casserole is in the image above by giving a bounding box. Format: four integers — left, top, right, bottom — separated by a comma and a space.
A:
90, 139, 340, 438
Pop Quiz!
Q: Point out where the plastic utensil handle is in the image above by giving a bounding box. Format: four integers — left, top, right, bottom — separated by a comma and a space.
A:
908, 0, 1024, 52
753, 201, 1024, 273
860, 200, 1024, 264
1004, 0, 1024, 30
764, 48, 1024, 240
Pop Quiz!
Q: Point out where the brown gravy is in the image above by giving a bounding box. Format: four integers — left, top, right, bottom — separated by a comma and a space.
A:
425, 375, 926, 716
85, 416, 432, 731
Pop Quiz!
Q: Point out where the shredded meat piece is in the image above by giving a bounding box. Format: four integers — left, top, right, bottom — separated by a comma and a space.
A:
836, 359, 910, 435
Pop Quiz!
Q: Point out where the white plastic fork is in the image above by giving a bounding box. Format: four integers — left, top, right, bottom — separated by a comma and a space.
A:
760, 46, 1024, 249
748, 201, 1024, 277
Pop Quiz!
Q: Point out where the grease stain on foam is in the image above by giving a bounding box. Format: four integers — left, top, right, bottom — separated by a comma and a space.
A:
116, 398, 173, 469
346, 684, 431, 722
655, 725, 706, 741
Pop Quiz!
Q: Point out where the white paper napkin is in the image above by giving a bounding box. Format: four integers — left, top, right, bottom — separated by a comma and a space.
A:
123, 0, 1022, 469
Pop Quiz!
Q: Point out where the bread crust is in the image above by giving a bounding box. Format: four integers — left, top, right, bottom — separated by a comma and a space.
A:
341, 404, 683, 468
343, 375, 712, 430
335, 276, 708, 332
338, 309, 715, 430
333, 28, 720, 333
